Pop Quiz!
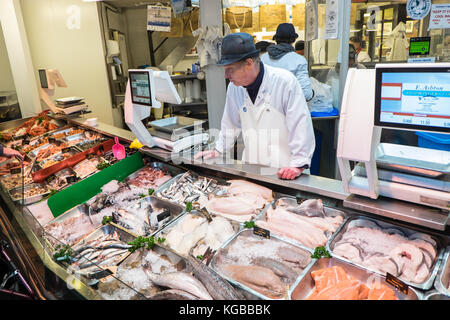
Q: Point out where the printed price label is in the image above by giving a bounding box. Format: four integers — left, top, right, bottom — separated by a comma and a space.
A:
386, 272, 408, 295
10, 168, 21, 175
66, 176, 77, 184
157, 209, 171, 222
61, 147, 71, 154
46, 175, 56, 184
253, 226, 270, 239
48, 137, 56, 143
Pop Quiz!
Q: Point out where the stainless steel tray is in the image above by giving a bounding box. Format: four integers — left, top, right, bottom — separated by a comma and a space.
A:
289, 257, 421, 300
376, 143, 450, 177
124, 162, 186, 190
433, 246, 450, 297
153, 209, 242, 258
72, 156, 104, 179
154, 172, 270, 223
0, 163, 41, 191
46, 167, 78, 191
39, 148, 79, 169
149, 116, 206, 135
9, 182, 49, 205
112, 195, 185, 237
105, 243, 190, 299
43, 204, 96, 248
327, 215, 444, 290
254, 196, 348, 250
423, 290, 450, 300
67, 224, 133, 280
209, 229, 315, 300
153, 171, 226, 205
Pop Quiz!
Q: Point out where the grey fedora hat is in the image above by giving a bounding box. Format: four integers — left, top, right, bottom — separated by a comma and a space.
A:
217, 32, 260, 66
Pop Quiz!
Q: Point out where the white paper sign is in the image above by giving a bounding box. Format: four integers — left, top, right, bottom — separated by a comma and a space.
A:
324, 0, 339, 39
147, 5, 171, 32
306, 0, 318, 41
428, 4, 450, 30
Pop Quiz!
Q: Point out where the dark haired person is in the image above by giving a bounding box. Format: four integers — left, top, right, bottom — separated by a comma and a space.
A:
295, 40, 304, 56
195, 33, 315, 180
349, 36, 371, 63
255, 40, 273, 55
260, 23, 313, 102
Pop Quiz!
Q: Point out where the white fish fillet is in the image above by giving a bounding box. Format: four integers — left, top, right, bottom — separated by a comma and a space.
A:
226, 179, 273, 201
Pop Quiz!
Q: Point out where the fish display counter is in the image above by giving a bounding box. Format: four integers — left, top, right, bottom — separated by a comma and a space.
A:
0, 114, 449, 301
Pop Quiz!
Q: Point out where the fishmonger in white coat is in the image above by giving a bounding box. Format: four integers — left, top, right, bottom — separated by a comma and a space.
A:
194, 33, 315, 180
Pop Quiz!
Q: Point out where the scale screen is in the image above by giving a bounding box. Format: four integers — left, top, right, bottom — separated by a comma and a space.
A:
38, 69, 48, 88
409, 37, 430, 56
375, 67, 450, 133
129, 71, 152, 106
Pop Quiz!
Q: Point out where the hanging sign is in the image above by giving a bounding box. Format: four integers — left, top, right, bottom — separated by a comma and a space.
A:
406, 0, 431, 20
324, 0, 339, 39
306, 0, 318, 41
428, 4, 450, 30
171, 0, 186, 16
147, 5, 171, 32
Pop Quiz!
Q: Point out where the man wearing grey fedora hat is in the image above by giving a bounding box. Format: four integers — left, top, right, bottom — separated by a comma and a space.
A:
194, 32, 315, 180
261, 23, 313, 102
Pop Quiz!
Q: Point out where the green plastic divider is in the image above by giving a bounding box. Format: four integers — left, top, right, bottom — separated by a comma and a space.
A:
47, 152, 144, 218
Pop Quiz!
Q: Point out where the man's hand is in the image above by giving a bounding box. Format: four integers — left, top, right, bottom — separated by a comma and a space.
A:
277, 167, 303, 180
3, 147, 24, 161
194, 150, 221, 160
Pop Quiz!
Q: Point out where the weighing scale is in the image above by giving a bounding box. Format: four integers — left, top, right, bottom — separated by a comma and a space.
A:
337, 63, 450, 227
38, 69, 89, 115
124, 69, 208, 153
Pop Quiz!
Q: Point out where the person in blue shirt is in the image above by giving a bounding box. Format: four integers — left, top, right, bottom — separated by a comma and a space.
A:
261, 23, 313, 102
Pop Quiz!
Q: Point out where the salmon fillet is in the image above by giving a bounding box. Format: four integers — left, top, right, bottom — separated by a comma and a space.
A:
307, 266, 398, 300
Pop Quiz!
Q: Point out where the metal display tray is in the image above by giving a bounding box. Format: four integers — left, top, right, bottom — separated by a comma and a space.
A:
0, 163, 41, 191
43, 204, 96, 248
67, 224, 133, 280
107, 243, 191, 299
72, 156, 105, 180
39, 148, 79, 169
376, 143, 450, 177
112, 195, 185, 238
209, 229, 315, 300
149, 116, 206, 135
289, 257, 421, 300
154, 172, 271, 224
254, 195, 348, 250
423, 290, 450, 300
153, 208, 242, 257
153, 171, 227, 204
433, 246, 450, 297
327, 215, 444, 291
8, 183, 49, 205
124, 162, 186, 189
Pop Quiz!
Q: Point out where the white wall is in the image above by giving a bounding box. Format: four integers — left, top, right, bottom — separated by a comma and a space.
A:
0, 25, 16, 92
20, 0, 114, 124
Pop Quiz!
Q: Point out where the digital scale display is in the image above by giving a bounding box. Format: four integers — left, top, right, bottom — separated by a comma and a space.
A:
375, 68, 450, 132
129, 71, 152, 106
409, 37, 430, 56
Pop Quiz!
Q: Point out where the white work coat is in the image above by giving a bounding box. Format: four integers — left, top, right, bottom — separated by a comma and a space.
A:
261, 51, 313, 101
356, 50, 371, 63
215, 64, 315, 169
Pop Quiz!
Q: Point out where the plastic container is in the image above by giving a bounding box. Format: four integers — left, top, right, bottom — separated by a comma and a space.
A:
415, 132, 450, 151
